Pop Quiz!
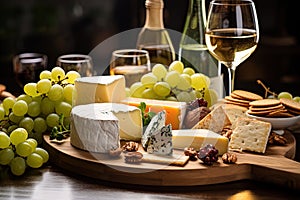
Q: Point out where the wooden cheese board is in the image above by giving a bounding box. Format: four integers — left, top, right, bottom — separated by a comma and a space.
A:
43, 131, 300, 189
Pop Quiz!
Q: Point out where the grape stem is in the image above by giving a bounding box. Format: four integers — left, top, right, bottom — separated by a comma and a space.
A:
257, 80, 278, 98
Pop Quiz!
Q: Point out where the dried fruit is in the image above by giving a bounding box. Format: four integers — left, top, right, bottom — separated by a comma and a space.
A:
197, 144, 219, 165
124, 152, 143, 163
187, 98, 208, 111
184, 147, 198, 161
184, 106, 211, 129
222, 152, 237, 164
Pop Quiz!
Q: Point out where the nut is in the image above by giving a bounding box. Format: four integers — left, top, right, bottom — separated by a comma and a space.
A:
222, 152, 237, 164
184, 107, 210, 129
108, 147, 123, 157
268, 132, 287, 145
184, 147, 198, 160
122, 141, 139, 152
124, 152, 143, 163
221, 126, 233, 139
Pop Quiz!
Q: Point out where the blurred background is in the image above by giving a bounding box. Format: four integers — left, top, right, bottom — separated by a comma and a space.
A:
0, 0, 299, 96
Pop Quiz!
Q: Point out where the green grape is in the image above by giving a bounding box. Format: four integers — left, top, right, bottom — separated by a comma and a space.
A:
17, 94, 32, 104
10, 128, 28, 146
26, 138, 38, 152
16, 141, 33, 157
66, 71, 81, 84
12, 100, 28, 116
141, 73, 157, 87
34, 147, 49, 163
55, 101, 72, 117
33, 117, 47, 134
10, 157, 26, 176
24, 83, 40, 97
168, 60, 184, 74
51, 66, 65, 81
27, 101, 41, 117
278, 92, 293, 100
9, 112, 24, 124
191, 90, 203, 99
2, 97, 16, 114
180, 74, 191, 84
0, 107, 5, 120
191, 73, 209, 90
177, 76, 192, 91
39, 70, 52, 80
26, 152, 43, 168
19, 117, 34, 133
7, 125, 19, 133
183, 67, 195, 76
129, 82, 146, 98
0, 131, 10, 148
63, 84, 74, 102
152, 64, 167, 81
48, 84, 64, 101
166, 96, 177, 101
63, 117, 71, 129
204, 89, 219, 107
37, 79, 52, 94
176, 91, 193, 102
293, 96, 300, 102
189, 91, 197, 101
142, 88, 160, 99
41, 97, 55, 116
46, 113, 60, 127
153, 82, 171, 97
125, 87, 130, 97
165, 71, 181, 87
0, 148, 14, 165
32, 95, 43, 103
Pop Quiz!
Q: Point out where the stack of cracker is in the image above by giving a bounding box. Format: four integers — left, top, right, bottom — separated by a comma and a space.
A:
248, 98, 300, 118
224, 90, 263, 108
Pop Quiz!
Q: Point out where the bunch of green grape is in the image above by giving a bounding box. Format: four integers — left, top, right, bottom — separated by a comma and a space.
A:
0, 67, 80, 144
277, 92, 300, 102
0, 128, 49, 176
128, 60, 218, 107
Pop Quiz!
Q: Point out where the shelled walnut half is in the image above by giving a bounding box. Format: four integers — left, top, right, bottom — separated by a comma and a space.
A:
268, 132, 287, 145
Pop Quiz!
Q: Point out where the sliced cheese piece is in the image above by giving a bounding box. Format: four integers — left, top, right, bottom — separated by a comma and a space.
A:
192, 104, 231, 133
71, 103, 143, 147
147, 124, 173, 155
70, 105, 119, 153
122, 97, 186, 130
73, 75, 126, 106
172, 129, 229, 155
229, 118, 271, 153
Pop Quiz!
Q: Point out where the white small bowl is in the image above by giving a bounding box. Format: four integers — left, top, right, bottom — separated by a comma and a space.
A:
246, 111, 300, 130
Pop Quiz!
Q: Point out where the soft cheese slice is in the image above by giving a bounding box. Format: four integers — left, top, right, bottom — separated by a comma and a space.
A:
71, 103, 143, 145
122, 97, 186, 130
192, 104, 231, 133
73, 75, 126, 106
172, 129, 229, 155
71, 105, 120, 153
147, 124, 173, 155
229, 118, 271, 153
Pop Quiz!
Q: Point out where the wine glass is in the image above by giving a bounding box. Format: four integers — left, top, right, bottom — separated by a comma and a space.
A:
110, 49, 151, 87
56, 54, 94, 77
205, 0, 259, 94
13, 53, 48, 89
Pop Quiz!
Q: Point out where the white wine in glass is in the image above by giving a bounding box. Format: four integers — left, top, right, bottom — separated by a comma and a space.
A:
205, 0, 259, 94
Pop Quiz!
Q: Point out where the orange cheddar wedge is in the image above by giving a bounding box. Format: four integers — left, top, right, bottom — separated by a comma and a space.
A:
121, 97, 187, 130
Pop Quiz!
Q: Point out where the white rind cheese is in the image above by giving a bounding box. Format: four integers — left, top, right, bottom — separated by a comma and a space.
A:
73, 75, 126, 106
70, 103, 143, 152
172, 129, 229, 155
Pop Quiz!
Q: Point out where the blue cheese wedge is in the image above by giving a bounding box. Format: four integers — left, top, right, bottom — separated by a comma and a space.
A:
147, 124, 173, 155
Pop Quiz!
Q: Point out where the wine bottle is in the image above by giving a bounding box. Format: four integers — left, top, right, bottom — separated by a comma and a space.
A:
136, 0, 176, 67
178, 0, 219, 77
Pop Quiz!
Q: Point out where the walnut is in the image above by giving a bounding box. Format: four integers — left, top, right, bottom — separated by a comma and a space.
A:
124, 152, 143, 163
184, 107, 211, 129
268, 132, 287, 145
222, 152, 237, 164
122, 141, 139, 152
184, 147, 198, 161
108, 148, 123, 157
221, 126, 233, 139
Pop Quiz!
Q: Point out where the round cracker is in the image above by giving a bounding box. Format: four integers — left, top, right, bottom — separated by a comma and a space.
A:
249, 104, 284, 112
231, 90, 263, 101
225, 96, 251, 104
249, 99, 281, 107
280, 98, 300, 111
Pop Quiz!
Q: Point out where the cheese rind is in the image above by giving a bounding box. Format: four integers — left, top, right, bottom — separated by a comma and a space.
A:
73, 75, 126, 106
122, 97, 186, 130
70, 106, 120, 153
172, 129, 229, 155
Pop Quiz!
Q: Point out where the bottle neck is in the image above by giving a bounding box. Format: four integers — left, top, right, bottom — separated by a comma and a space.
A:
144, 0, 164, 29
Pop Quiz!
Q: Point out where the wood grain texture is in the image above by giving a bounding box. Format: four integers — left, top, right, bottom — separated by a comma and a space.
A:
42, 131, 300, 189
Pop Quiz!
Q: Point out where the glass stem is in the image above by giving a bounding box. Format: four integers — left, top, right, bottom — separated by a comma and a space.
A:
228, 68, 236, 94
